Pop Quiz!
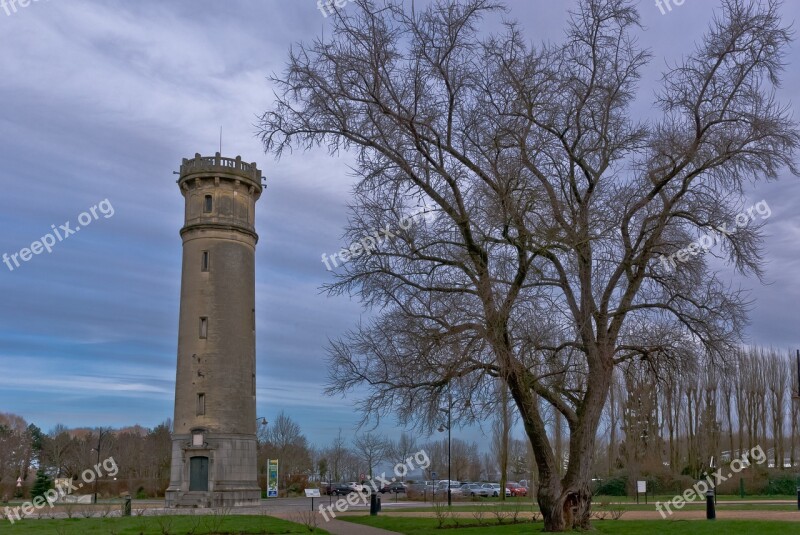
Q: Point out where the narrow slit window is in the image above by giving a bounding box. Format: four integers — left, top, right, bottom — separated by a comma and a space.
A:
201, 251, 209, 272
252, 309, 255, 332
252, 373, 256, 395
199, 317, 208, 339
197, 393, 205, 415
204, 195, 213, 213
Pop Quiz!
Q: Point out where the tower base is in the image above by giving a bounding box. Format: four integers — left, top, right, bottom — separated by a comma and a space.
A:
165, 432, 261, 508
165, 488, 262, 508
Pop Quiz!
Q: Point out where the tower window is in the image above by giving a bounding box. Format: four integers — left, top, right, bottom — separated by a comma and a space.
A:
201, 251, 210, 272
199, 317, 208, 339
197, 393, 206, 415
204, 195, 213, 213
252, 374, 256, 395
252, 309, 255, 332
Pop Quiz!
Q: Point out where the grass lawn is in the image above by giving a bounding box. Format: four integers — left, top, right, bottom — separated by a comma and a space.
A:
344, 515, 800, 534
394, 500, 798, 512
593, 494, 798, 502
0, 515, 328, 534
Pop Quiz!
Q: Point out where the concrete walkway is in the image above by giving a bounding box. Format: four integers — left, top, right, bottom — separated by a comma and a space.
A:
317, 518, 401, 535
272, 512, 401, 535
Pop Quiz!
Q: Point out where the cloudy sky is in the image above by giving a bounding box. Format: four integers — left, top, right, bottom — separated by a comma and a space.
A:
0, 0, 798, 448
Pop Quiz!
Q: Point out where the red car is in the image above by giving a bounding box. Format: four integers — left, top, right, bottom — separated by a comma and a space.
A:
506, 482, 527, 497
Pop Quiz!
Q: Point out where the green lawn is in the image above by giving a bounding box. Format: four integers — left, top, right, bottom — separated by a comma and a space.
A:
0, 515, 328, 534
393, 500, 798, 512
419, 494, 797, 504
344, 515, 800, 534
593, 494, 798, 502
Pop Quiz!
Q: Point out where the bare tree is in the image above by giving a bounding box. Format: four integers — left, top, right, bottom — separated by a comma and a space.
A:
766, 349, 787, 468
261, 0, 798, 529
387, 432, 418, 480
261, 412, 312, 490
423, 437, 480, 482
0, 413, 32, 498
320, 429, 351, 482
353, 432, 387, 479
41, 425, 74, 479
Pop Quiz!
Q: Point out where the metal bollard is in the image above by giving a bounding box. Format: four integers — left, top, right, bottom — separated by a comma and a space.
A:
706, 489, 715, 520
123, 495, 131, 516
796, 486, 800, 511
377, 494, 381, 512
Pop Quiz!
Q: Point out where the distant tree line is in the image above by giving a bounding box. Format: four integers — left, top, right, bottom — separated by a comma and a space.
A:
1, 410, 509, 500
0, 417, 171, 500
594, 346, 800, 494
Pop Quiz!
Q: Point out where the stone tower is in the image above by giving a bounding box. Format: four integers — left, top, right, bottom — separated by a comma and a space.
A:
165, 153, 263, 508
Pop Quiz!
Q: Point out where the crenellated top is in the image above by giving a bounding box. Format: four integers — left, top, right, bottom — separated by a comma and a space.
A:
179, 152, 263, 191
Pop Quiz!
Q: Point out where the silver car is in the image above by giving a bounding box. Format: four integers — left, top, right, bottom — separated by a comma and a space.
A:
459, 483, 488, 497
481, 483, 511, 497
435, 480, 462, 497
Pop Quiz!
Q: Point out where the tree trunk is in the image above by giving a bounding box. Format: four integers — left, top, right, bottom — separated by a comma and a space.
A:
608, 379, 617, 476
513, 355, 612, 531
538, 462, 595, 530
500, 384, 510, 501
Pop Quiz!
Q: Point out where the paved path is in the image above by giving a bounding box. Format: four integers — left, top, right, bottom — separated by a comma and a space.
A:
272, 512, 401, 535
322, 518, 400, 535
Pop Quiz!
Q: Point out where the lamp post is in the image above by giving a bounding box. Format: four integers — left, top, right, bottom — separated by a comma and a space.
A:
438, 393, 453, 507
256, 418, 268, 495
91, 429, 107, 504
794, 350, 800, 511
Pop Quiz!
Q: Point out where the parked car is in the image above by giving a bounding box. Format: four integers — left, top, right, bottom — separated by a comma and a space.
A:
506, 482, 527, 497
320, 481, 334, 495
332, 482, 355, 495
459, 483, 487, 497
436, 482, 462, 497
347, 482, 367, 493
415, 481, 436, 495
481, 483, 511, 497
381, 482, 408, 494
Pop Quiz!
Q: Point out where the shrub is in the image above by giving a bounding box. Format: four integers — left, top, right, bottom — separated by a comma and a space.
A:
596, 477, 627, 496
765, 475, 797, 495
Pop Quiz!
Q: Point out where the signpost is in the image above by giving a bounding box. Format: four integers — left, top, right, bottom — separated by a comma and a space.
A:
304, 488, 320, 511
267, 459, 279, 498
637, 480, 647, 504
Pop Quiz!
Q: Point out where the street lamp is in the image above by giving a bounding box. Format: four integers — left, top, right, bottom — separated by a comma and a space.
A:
794, 350, 800, 510
437, 393, 453, 507
256, 418, 268, 495
91, 429, 107, 504
256, 417, 269, 444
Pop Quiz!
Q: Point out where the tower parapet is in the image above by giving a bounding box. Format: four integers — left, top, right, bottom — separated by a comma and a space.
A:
179, 152, 263, 189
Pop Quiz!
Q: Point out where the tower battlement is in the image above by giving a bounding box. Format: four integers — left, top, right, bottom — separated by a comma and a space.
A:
179, 152, 263, 191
